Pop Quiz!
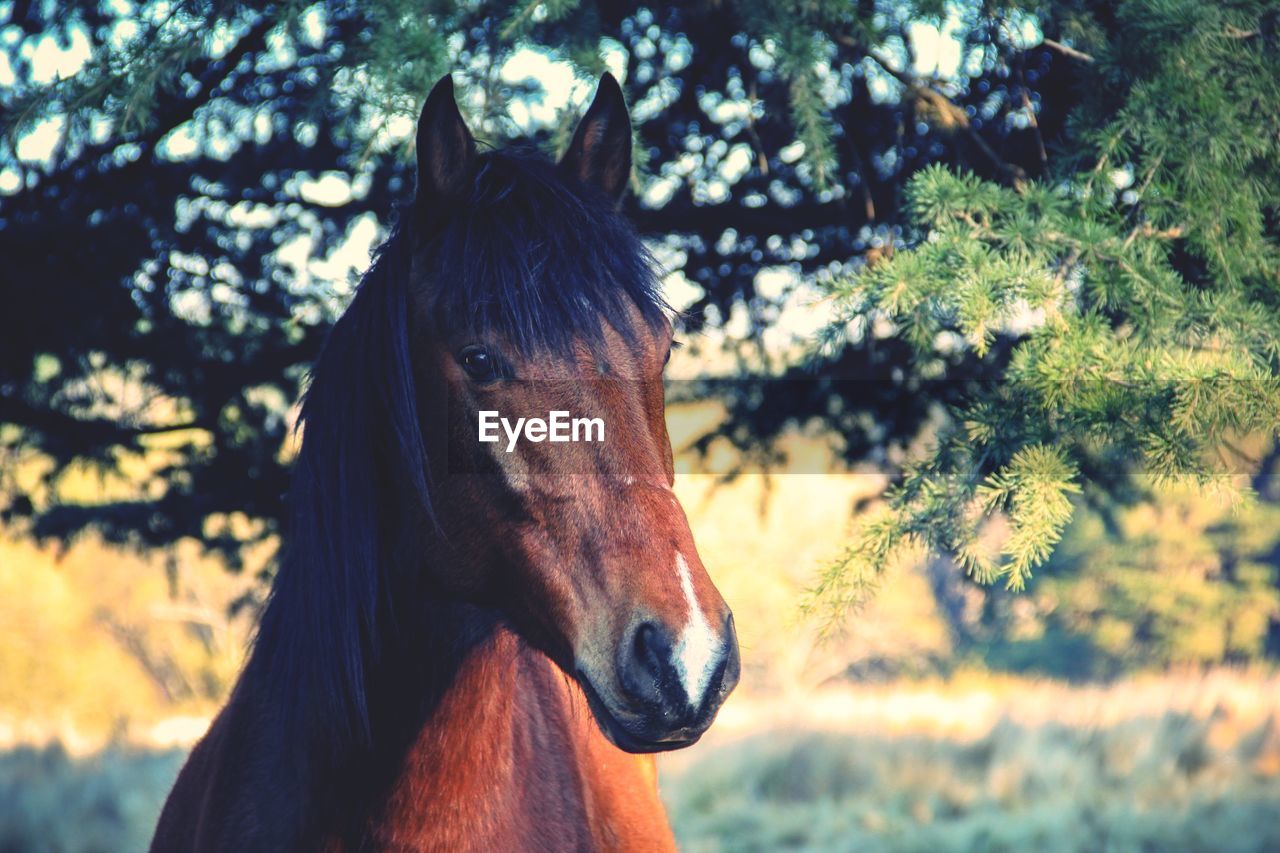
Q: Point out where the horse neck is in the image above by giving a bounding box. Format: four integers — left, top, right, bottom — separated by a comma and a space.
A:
365, 590, 509, 741
338, 591, 536, 845
238, 560, 513, 845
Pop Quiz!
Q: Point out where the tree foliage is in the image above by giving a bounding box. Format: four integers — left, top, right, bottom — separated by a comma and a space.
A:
809, 0, 1280, 625
981, 480, 1280, 677
2, 0, 1278, 635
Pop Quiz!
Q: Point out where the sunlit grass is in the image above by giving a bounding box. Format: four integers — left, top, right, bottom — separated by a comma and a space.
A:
1, 672, 1276, 851
661, 672, 1280, 852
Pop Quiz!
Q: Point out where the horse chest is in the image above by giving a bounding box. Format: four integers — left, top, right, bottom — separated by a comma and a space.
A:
365, 633, 677, 852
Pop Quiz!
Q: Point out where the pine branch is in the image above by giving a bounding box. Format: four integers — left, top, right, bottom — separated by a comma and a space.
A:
1223, 25, 1260, 40
1040, 38, 1094, 63
850, 42, 1029, 186
0, 393, 210, 450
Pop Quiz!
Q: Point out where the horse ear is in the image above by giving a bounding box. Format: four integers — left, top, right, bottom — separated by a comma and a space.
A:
559, 73, 632, 203
416, 75, 476, 213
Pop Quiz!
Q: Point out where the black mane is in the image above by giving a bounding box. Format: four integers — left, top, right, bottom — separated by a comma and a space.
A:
425, 147, 667, 353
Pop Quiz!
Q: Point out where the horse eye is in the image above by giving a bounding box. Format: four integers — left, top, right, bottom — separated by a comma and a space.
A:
458, 345, 498, 382
664, 339, 682, 366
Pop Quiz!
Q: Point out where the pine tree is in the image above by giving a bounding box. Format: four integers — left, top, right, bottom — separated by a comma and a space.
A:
2, 1, 1277, 629
809, 0, 1280, 626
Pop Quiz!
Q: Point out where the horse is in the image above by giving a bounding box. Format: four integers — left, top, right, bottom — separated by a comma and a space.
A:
150, 73, 740, 851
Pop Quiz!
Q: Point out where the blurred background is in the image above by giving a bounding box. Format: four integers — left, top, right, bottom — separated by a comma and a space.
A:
2, 0, 1280, 850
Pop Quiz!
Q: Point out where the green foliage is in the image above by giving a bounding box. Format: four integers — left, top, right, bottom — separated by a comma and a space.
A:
735, 0, 842, 190
985, 484, 1280, 676
976, 444, 1081, 589
814, 0, 1280, 625
4, 0, 1280, 644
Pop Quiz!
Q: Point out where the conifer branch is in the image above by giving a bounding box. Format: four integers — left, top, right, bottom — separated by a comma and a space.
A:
1224, 25, 1260, 39
856, 46, 1028, 186
1040, 38, 1095, 63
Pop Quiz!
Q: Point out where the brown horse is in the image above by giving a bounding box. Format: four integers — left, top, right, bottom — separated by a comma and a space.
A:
150, 73, 740, 851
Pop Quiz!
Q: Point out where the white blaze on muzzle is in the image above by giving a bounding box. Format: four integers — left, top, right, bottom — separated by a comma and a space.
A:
672, 551, 719, 707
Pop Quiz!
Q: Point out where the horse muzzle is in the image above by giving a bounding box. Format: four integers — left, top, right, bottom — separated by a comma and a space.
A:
576, 612, 740, 753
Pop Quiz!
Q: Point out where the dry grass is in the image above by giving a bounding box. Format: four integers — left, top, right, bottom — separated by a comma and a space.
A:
659, 671, 1280, 852
1, 672, 1277, 851
0, 743, 185, 853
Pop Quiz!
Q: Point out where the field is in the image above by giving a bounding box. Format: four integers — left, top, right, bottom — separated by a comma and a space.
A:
662, 672, 1280, 852
2, 671, 1279, 852
3, 465, 1279, 850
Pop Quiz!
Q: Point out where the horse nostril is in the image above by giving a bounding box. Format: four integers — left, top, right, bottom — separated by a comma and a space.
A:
634, 622, 669, 672
620, 621, 675, 708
